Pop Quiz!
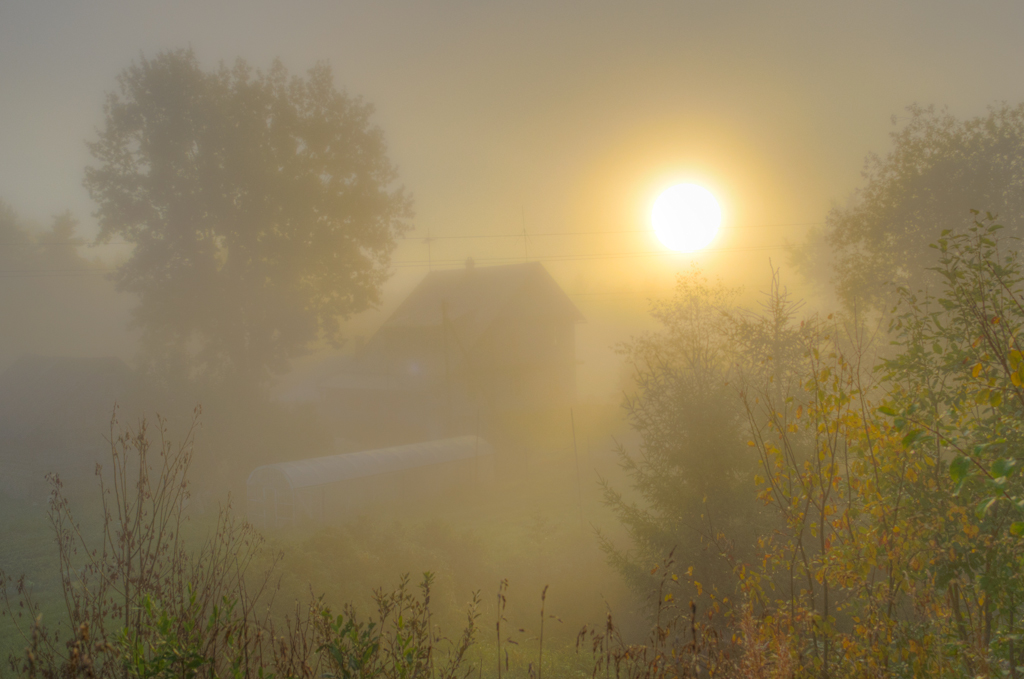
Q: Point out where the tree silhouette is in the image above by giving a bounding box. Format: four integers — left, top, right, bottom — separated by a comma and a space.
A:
793, 104, 1024, 311
85, 49, 412, 388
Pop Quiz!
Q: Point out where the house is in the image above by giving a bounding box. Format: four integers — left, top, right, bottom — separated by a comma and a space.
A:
320, 261, 584, 441
246, 435, 494, 529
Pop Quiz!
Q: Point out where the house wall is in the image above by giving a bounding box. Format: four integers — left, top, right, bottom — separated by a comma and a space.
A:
324, 385, 447, 444
316, 264, 581, 442
472, 313, 576, 408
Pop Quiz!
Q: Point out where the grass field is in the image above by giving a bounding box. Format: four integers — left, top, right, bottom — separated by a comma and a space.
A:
0, 401, 658, 674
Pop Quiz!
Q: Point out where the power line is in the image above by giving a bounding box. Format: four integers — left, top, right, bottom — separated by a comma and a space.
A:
389, 243, 788, 268
0, 242, 792, 278
401, 221, 822, 241
0, 269, 112, 278
0, 265, 738, 299
0, 220, 824, 247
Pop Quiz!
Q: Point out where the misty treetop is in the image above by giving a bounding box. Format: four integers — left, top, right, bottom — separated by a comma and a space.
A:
0, 202, 126, 369
84, 49, 413, 387
794, 103, 1024, 311
0, 202, 84, 272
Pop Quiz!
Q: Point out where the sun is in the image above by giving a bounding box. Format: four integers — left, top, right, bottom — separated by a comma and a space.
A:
651, 183, 722, 253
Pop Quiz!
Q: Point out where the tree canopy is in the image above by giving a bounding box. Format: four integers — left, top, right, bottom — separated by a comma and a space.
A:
85, 49, 412, 387
793, 104, 1024, 310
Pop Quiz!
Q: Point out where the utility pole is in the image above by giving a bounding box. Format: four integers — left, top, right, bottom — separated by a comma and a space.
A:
521, 206, 529, 261
571, 409, 584, 533
442, 299, 451, 435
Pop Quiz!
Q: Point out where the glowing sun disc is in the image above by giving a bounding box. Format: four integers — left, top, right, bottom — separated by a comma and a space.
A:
651, 184, 722, 252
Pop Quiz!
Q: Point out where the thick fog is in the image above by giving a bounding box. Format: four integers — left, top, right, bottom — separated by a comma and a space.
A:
4, 2, 1024, 677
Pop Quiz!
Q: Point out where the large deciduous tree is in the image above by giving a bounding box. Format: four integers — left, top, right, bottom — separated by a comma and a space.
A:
85, 49, 412, 387
792, 103, 1024, 311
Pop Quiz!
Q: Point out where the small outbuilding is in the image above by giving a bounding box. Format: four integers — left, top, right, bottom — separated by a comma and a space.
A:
246, 435, 494, 529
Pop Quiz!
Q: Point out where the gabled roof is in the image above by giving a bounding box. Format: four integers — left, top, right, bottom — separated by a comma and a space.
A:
375, 262, 584, 346
0, 355, 138, 442
247, 435, 494, 490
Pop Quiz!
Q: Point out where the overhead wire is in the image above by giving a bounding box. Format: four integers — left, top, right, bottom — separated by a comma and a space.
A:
0, 219, 824, 247
0, 242, 794, 276
390, 243, 790, 268
0, 220, 814, 297
400, 221, 823, 241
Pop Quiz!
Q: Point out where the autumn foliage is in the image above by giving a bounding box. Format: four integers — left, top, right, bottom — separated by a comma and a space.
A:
726, 216, 1024, 677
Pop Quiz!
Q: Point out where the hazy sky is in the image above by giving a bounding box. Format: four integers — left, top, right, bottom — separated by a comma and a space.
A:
3, 0, 1024, 320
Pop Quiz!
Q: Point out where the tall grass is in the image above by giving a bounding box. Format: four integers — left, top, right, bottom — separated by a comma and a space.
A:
0, 409, 740, 679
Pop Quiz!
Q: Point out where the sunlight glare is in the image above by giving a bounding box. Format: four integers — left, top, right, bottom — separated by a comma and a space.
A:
651, 184, 722, 253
